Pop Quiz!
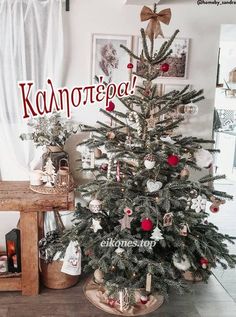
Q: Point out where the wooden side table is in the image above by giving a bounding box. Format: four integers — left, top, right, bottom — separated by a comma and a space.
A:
0, 181, 75, 296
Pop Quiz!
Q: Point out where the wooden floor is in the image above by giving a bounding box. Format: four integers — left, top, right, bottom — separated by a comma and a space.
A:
0, 183, 236, 317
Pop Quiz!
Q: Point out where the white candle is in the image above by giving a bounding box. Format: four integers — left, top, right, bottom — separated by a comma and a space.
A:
30, 170, 43, 186
0, 256, 8, 273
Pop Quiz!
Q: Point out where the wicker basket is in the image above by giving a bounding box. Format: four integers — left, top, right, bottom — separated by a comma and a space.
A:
40, 260, 79, 289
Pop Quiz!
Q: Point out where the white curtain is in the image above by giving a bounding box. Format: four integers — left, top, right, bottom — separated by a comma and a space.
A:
0, 0, 64, 180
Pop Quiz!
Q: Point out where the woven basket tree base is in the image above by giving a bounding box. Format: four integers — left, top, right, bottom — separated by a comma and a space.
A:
183, 271, 203, 282
83, 277, 164, 316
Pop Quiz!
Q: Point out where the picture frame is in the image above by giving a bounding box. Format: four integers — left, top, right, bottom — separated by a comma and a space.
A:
162, 84, 192, 95
136, 37, 189, 79
91, 34, 133, 84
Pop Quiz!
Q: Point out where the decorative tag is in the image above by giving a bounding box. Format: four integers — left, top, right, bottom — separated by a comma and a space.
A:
146, 273, 152, 292
163, 212, 173, 227
61, 241, 81, 276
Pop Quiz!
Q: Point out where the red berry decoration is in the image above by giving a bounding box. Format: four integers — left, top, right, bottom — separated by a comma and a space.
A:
141, 218, 153, 232
210, 204, 219, 213
106, 101, 115, 112
200, 257, 209, 269
127, 63, 134, 69
167, 154, 180, 167
161, 63, 170, 72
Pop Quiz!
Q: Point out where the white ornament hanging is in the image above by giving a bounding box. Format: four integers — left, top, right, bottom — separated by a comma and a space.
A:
146, 180, 163, 192
191, 195, 207, 213
89, 199, 102, 213
194, 148, 213, 169
173, 253, 191, 271
90, 219, 102, 233
115, 247, 125, 255
150, 227, 164, 241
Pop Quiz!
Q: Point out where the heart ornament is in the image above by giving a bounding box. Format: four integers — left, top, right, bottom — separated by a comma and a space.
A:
147, 180, 163, 193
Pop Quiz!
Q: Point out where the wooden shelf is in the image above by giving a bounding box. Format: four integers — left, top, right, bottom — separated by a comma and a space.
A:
0, 276, 22, 291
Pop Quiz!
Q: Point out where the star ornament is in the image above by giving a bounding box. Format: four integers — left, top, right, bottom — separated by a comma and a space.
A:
191, 195, 207, 213
119, 213, 133, 231
90, 219, 102, 233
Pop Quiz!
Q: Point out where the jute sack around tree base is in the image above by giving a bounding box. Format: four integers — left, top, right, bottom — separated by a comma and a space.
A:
83, 276, 164, 316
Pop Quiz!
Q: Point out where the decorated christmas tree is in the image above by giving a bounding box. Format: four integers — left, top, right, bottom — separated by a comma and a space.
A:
61, 4, 236, 314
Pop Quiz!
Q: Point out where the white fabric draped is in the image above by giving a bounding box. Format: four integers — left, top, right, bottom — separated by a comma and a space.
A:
0, 0, 64, 180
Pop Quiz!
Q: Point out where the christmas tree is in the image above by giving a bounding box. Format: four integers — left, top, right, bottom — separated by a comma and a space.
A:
43, 158, 56, 187
61, 3, 236, 311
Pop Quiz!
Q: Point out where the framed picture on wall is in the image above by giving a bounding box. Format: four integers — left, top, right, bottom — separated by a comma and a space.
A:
91, 34, 133, 84
163, 84, 192, 95
136, 37, 189, 79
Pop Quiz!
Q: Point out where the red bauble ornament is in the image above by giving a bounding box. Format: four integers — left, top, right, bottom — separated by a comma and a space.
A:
140, 295, 149, 304
127, 63, 134, 69
200, 257, 209, 269
106, 101, 115, 112
210, 204, 219, 213
161, 63, 170, 72
141, 218, 153, 232
167, 154, 180, 167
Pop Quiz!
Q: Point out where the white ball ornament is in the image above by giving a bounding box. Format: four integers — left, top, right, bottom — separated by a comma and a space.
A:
194, 148, 213, 169
89, 199, 102, 213
94, 269, 104, 284
173, 253, 191, 271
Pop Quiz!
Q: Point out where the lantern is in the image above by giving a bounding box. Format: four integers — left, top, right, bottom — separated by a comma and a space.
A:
56, 159, 70, 188
5, 229, 21, 273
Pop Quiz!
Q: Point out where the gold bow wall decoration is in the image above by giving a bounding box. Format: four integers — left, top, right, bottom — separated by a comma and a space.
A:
140, 6, 171, 40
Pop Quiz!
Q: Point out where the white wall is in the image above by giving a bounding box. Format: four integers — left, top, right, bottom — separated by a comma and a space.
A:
62, 0, 235, 138
1, 0, 236, 248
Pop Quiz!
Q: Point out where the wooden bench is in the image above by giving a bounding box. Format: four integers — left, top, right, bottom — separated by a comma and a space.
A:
0, 181, 75, 295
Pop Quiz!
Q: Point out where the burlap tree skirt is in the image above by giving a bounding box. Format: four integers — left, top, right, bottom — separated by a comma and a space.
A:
83, 277, 164, 316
